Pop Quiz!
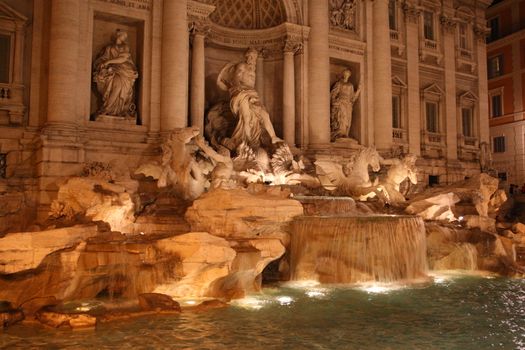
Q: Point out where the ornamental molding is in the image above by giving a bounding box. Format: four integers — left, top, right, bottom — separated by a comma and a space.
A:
187, 0, 216, 22
328, 34, 366, 56
439, 15, 457, 34
473, 24, 490, 43
207, 22, 310, 59
402, 3, 421, 24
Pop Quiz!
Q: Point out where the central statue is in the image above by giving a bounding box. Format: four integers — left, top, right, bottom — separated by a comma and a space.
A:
217, 48, 282, 151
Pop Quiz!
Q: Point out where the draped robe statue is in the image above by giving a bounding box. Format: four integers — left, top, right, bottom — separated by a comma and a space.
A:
217, 48, 282, 152
93, 29, 138, 118
330, 68, 361, 141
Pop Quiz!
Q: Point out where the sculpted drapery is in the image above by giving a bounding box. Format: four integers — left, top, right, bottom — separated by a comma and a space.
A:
93, 29, 138, 117
330, 68, 361, 141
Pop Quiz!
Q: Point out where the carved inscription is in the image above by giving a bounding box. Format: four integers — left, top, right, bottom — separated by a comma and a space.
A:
96, 0, 151, 11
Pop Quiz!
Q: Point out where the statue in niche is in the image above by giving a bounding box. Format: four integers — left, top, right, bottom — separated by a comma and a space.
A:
330, 0, 357, 31
93, 29, 138, 118
216, 48, 282, 152
479, 141, 493, 173
330, 68, 361, 141
379, 154, 418, 204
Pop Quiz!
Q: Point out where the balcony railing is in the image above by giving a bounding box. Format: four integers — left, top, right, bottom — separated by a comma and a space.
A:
0, 84, 11, 100
390, 30, 399, 41
459, 48, 472, 60
424, 39, 438, 50
392, 128, 406, 140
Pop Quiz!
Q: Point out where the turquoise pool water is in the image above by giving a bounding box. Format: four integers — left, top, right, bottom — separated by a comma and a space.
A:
2, 274, 524, 349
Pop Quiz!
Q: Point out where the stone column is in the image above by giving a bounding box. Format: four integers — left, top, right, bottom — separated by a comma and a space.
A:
46, 0, 80, 126
404, 3, 421, 155
474, 24, 490, 144
190, 24, 206, 134
13, 24, 25, 85
372, 0, 393, 151
308, 0, 331, 145
283, 42, 297, 146
442, 16, 458, 160
256, 51, 265, 102
512, 40, 523, 121
161, 0, 189, 131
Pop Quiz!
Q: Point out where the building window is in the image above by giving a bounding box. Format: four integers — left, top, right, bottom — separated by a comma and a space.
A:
0, 153, 5, 179
488, 17, 499, 41
425, 102, 438, 133
458, 22, 469, 50
429, 175, 439, 187
388, 0, 397, 30
491, 94, 502, 117
392, 95, 401, 128
423, 11, 435, 40
0, 34, 10, 84
488, 55, 503, 78
461, 108, 473, 137
493, 136, 505, 153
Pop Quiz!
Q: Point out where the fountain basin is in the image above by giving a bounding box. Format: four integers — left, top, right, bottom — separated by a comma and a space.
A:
290, 215, 428, 283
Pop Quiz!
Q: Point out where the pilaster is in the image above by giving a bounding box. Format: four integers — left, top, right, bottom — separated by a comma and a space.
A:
372, 0, 393, 151
441, 14, 458, 161
404, 1, 421, 156
308, 0, 331, 145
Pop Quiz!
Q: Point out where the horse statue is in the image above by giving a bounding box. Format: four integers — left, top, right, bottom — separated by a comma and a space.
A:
379, 154, 418, 205
315, 146, 384, 200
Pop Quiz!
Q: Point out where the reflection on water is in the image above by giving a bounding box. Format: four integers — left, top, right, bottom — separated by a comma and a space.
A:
2, 275, 525, 349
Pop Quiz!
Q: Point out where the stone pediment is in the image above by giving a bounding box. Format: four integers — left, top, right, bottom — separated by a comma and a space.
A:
392, 75, 407, 89
459, 91, 478, 105
0, 2, 27, 27
455, 6, 475, 20
422, 83, 444, 97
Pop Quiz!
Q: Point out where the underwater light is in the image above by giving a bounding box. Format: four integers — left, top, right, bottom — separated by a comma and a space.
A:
233, 297, 266, 310
276, 296, 293, 305
362, 285, 390, 294
306, 289, 326, 298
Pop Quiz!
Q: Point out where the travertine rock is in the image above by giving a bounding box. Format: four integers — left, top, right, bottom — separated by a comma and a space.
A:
406, 193, 460, 221
426, 222, 521, 275
512, 222, 525, 235
138, 293, 181, 312
0, 301, 24, 328
36, 310, 97, 329
0, 225, 99, 274
407, 174, 499, 220
185, 188, 303, 244
152, 232, 236, 297
488, 189, 507, 218
463, 215, 496, 233
49, 177, 137, 232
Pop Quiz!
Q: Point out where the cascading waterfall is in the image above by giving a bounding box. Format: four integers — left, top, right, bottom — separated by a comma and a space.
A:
290, 215, 428, 283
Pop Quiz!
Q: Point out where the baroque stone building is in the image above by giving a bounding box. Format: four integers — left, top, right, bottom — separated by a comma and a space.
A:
486, 0, 525, 187
0, 0, 491, 220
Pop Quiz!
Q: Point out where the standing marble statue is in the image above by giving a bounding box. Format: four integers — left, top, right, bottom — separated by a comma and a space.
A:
93, 29, 138, 118
479, 141, 493, 173
217, 48, 282, 151
330, 68, 361, 141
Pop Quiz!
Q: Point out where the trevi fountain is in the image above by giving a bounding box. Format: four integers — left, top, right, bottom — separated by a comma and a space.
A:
0, 0, 524, 348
